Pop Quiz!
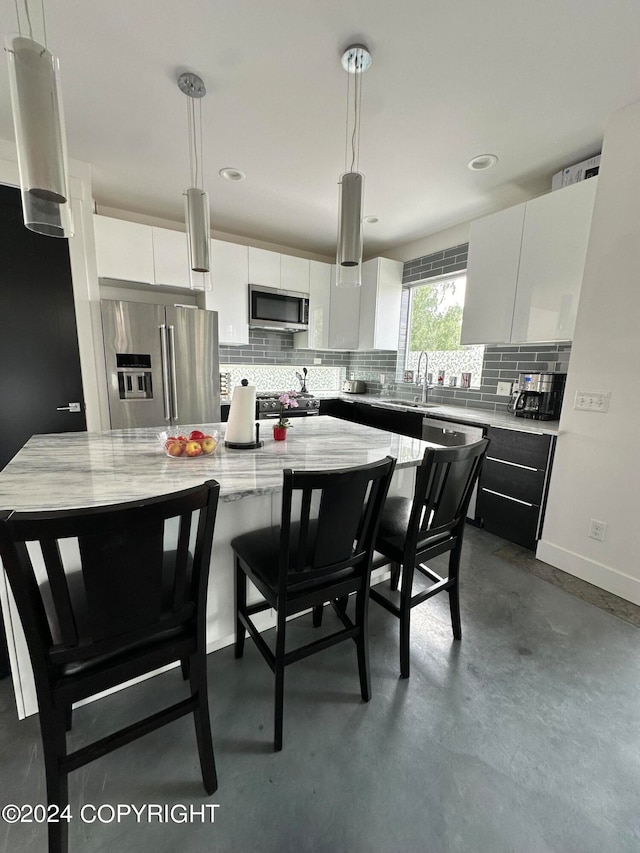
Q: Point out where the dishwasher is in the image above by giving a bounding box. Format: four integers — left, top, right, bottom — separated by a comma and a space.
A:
421, 416, 485, 522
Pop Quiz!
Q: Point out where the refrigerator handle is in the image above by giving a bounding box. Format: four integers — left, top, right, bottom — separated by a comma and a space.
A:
159, 325, 172, 421
168, 325, 179, 420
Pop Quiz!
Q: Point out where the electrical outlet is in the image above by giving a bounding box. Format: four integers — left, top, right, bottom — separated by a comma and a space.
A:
588, 519, 607, 541
379, 373, 386, 385
313, 357, 322, 365
574, 390, 611, 412
497, 381, 513, 397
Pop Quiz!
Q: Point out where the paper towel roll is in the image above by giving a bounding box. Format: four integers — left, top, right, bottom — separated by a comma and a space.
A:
225, 382, 256, 445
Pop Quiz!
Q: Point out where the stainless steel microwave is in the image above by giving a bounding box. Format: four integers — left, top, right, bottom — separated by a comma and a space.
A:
248, 284, 309, 332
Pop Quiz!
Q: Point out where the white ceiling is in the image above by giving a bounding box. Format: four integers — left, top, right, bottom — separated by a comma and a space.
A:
2, 0, 639, 258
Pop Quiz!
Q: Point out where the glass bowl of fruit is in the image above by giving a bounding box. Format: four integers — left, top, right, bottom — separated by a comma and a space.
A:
160, 429, 219, 459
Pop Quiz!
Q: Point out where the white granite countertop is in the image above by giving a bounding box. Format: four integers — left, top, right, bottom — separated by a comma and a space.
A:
315, 392, 560, 436
0, 416, 440, 512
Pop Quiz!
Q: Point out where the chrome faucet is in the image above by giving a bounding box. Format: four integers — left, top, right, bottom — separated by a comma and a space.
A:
415, 351, 429, 405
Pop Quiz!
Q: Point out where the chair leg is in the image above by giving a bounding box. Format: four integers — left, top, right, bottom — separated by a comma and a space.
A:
273, 608, 287, 751
399, 561, 416, 679
40, 708, 69, 853
64, 706, 72, 732
180, 658, 190, 680
354, 589, 371, 702
188, 651, 218, 795
235, 557, 246, 659
312, 604, 324, 627
335, 595, 349, 615
448, 549, 463, 641
389, 561, 401, 591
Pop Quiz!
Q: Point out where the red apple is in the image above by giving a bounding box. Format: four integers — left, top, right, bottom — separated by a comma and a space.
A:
189, 429, 206, 441
184, 440, 203, 457
200, 435, 217, 454
165, 439, 184, 457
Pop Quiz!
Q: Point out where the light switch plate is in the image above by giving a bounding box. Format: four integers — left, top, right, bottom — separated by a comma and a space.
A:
313, 358, 322, 365
497, 381, 513, 397
574, 390, 610, 412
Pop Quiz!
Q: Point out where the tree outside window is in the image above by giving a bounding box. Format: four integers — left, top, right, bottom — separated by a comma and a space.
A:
405, 275, 484, 386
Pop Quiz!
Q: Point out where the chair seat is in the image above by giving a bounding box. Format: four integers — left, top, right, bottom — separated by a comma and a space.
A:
231, 521, 357, 593
376, 496, 451, 558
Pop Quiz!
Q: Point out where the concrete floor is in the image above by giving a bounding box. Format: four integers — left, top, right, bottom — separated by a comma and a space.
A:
1, 527, 639, 853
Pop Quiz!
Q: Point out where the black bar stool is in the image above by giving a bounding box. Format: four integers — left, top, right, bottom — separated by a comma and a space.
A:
0, 480, 220, 853
370, 440, 489, 678
231, 456, 396, 751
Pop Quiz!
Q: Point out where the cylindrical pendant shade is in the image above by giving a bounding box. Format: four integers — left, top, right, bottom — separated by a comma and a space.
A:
5, 35, 73, 238
185, 187, 211, 290
336, 171, 363, 286
336, 261, 362, 288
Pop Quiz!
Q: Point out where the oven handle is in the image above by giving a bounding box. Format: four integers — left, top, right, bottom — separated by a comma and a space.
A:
259, 411, 319, 419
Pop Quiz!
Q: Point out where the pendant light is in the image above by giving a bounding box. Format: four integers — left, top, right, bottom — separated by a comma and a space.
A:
178, 71, 211, 292
5, 0, 73, 237
336, 44, 371, 288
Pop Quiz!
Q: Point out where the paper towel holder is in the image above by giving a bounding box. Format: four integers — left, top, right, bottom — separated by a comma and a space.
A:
224, 421, 263, 450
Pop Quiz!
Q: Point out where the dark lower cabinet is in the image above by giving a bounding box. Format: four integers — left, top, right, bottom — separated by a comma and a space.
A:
320, 398, 422, 438
221, 403, 230, 423
477, 426, 555, 551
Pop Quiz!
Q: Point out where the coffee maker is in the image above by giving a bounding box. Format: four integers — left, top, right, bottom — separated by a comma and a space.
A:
508, 372, 566, 420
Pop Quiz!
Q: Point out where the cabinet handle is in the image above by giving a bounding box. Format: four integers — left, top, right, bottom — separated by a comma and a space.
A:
481, 488, 535, 508
486, 456, 539, 472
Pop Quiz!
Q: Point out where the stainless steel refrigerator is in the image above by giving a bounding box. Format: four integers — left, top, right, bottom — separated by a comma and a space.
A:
101, 299, 220, 429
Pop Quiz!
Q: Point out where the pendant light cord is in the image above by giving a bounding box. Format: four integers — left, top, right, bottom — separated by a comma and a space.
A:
344, 52, 364, 174
186, 94, 204, 189
16, 0, 48, 46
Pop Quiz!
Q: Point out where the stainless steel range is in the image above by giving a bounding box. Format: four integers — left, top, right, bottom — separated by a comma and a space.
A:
256, 392, 320, 420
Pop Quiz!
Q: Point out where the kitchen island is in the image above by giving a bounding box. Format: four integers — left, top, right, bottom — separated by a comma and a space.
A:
0, 416, 437, 718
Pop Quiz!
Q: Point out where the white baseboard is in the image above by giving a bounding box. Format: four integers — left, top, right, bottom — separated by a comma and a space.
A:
536, 540, 640, 606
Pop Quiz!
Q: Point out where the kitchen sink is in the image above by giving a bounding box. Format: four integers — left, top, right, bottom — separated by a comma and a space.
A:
377, 398, 438, 409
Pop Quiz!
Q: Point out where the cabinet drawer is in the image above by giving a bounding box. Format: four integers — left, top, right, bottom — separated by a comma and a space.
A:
485, 426, 552, 470
480, 457, 546, 505
476, 488, 539, 551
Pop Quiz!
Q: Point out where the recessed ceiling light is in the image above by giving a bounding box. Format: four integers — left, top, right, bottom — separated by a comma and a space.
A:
219, 167, 245, 182
363, 215, 380, 224
467, 154, 498, 171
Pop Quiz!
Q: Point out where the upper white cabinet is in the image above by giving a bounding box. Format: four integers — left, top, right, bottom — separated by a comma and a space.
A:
461, 179, 597, 345
248, 247, 310, 294
511, 178, 597, 343
151, 227, 190, 289
94, 215, 192, 289
204, 240, 249, 345
461, 204, 526, 345
248, 247, 280, 288
94, 215, 155, 284
295, 256, 403, 351
294, 261, 332, 350
359, 257, 403, 350
280, 254, 310, 294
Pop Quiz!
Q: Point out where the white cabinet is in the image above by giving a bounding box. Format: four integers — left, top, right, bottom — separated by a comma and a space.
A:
204, 240, 249, 345
94, 215, 155, 284
280, 254, 310, 294
248, 248, 280, 288
461, 179, 597, 345
328, 267, 360, 350
359, 257, 403, 349
151, 227, 190, 289
461, 204, 526, 345
511, 178, 597, 343
294, 261, 331, 349
248, 247, 310, 293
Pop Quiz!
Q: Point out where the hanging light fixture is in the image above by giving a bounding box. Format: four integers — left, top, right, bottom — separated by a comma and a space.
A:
336, 44, 372, 288
178, 71, 211, 292
5, 0, 73, 237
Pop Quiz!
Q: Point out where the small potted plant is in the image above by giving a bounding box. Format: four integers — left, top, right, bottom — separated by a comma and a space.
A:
273, 390, 298, 440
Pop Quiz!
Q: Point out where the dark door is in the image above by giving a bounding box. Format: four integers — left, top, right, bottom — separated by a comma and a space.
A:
0, 184, 86, 471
